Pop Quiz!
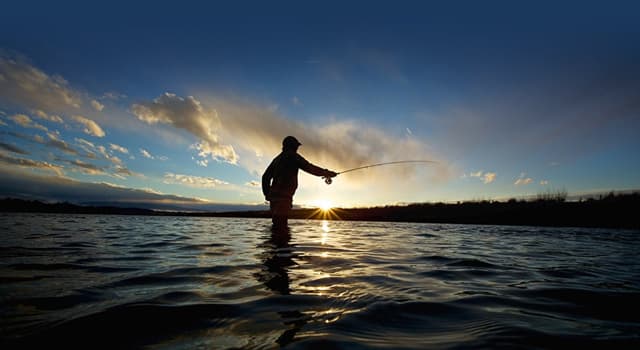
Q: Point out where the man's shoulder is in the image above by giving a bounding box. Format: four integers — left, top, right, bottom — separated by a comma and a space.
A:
294, 153, 310, 165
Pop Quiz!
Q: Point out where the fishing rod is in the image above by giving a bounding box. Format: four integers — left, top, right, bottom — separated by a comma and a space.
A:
323, 160, 437, 184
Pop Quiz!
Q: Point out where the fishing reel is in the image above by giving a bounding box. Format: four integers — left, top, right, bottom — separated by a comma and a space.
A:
322, 176, 333, 185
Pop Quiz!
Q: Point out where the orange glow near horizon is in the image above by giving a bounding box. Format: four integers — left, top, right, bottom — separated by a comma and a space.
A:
316, 199, 333, 212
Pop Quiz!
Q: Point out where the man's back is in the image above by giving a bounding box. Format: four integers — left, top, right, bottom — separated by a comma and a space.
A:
263, 150, 302, 200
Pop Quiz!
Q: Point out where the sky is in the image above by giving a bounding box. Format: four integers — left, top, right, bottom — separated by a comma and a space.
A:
1, 1, 639, 210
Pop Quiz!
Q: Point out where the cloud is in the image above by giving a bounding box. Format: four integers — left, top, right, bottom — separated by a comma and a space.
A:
91, 145, 122, 165
0, 53, 82, 111
140, 148, 154, 159
245, 180, 260, 187
190, 141, 237, 164
209, 97, 447, 173
131, 92, 237, 163
75, 138, 95, 149
74, 138, 100, 158
540, 180, 549, 185
109, 143, 129, 154
113, 165, 140, 179
73, 115, 105, 137
514, 178, 533, 185
138, 148, 166, 161
42, 132, 79, 155
0, 167, 265, 211
10, 114, 32, 127
68, 159, 105, 175
96, 145, 109, 158
467, 170, 496, 184
292, 96, 301, 105
0, 152, 63, 176
163, 172, 229, 188
91, 99, 105, 111
0, 142, 29, 155
101, 91, 126, 100
109, 155, 123, 165
483, 172, 497, 184
515, 173, 533, 185
9, 113, 48, 131
33, 109, 64, 123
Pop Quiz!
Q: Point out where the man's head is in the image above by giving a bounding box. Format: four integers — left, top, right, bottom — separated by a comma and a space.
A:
282, 136, 301, 151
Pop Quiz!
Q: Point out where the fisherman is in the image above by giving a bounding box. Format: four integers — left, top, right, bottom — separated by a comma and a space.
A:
262, 136, 337, 228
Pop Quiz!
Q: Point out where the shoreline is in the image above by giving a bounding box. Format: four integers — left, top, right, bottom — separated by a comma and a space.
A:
2, 194, 638, 230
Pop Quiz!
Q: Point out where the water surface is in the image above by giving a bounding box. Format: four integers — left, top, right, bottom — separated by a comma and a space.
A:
1, 214, 639, 348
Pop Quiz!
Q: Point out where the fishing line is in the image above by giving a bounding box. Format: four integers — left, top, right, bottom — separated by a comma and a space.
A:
323, 160, 437, 184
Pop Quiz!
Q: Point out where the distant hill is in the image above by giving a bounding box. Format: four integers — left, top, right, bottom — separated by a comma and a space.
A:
2, 192, 638, 229
0, 198, 157, 216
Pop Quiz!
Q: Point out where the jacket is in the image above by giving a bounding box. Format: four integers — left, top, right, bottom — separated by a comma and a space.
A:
262, 150, 329, 200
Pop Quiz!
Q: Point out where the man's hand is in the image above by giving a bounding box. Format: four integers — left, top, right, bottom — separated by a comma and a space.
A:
322, 169, 338, 185
325, 170, 338, 178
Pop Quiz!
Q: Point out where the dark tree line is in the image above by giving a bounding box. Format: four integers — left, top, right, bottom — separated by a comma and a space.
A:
2, 192, 638, 229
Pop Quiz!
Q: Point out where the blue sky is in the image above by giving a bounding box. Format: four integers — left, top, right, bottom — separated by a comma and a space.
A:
1, 1, 639, 209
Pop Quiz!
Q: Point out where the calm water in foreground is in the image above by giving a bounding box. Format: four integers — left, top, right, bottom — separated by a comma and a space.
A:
1, 213, 639, 349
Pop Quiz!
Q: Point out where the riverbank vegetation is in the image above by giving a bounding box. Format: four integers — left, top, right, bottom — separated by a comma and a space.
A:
2, 191, 638, 229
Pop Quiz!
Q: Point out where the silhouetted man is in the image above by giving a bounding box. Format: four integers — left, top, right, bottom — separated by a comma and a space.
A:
262, 136, 337, 228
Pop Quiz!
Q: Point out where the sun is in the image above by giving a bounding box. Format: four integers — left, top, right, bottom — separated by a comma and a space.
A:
316, 199, 333, 212
307, 199, 341, 220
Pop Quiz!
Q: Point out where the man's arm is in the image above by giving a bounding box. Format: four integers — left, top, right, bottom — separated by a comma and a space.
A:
262, 162, 274, 200
297, 154, 337, 178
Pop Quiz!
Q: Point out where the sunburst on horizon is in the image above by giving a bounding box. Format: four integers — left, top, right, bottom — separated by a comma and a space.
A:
306, 199, 341, 221
317, 199, 333, 212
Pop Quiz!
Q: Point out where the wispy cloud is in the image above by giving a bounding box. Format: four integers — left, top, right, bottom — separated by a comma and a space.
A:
467, 170, 496, 184
101, 91, 126, 100
0, 53, 83, 111
0, 152, 64, 175
514, 178, 533, 185
138, 148, 166, 161
9, 114, 48, 131
140, 148, 153, 159
94, 145, 121, 165
482, 172, 497, 184
0, 142, 29, 155
164, 172, 229, 188
42, 132, 79, 155
0, 167, 266, 211
109, 143, 129, 154
245, 180, 260, 187
112, 165, 141, 179
540, 180, 549, 185
514, 173, 533, 186
90, 99, 104, 111
131, 92, 237, 164
72, 115, 105, 137
75, 138, 95, 149
33, 109, 64, 123
74, 138, 99, 159
68, 159, 105, 175
206, 97, 448, 175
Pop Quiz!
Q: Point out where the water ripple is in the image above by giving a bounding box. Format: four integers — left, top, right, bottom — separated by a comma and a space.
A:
1, 213, 639, 349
